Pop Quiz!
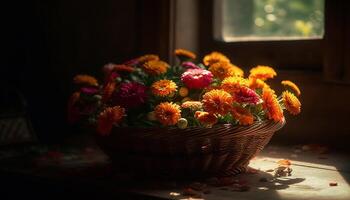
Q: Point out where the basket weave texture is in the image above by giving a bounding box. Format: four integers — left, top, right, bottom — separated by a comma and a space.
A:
96, 119, 285, 177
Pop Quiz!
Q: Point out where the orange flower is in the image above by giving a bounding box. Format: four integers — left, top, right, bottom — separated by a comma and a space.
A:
195, 111, 218, 127
204, 85, 222, 92
181, 101, 203, 111
151, 79, 177, 97
68, 92, 80, 107
73, 74, 98, 86
281, 80, 301, 96
97, 106, 125, 136
262, 88, 284, 122
282, 91, 301, 115
175, 49, 196, 60
154, 102, 181, 126
202, 89, 233, 115
209, 62, 243, 80
137, 54, 159, 64
203, 51, 230, 66
102, 81, 116, 102
249, 65, 277, 81
221, 76, 249, 95
113, 64, 135, 73
230, 63, 244, 77
231, 106, 254, 125
143, 60, 169, 75
249, 78, 269, 90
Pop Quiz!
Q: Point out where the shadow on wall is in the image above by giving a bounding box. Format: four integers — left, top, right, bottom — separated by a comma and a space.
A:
266, 70, 350, 150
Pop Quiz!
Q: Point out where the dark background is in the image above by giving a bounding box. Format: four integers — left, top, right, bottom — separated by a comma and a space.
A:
1, 0, 350, 148
1, 0, 172, 143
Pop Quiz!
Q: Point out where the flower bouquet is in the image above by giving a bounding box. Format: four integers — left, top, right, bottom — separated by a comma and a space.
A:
68, 49, 301, 177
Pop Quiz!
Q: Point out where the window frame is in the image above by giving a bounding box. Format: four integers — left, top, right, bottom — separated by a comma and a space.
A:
198, 0, 324, 70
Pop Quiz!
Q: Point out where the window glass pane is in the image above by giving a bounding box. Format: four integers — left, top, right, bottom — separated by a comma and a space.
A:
214, 0, 325, 42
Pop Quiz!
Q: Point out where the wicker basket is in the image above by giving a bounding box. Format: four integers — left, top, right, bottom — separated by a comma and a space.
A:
96, 119, 285, 178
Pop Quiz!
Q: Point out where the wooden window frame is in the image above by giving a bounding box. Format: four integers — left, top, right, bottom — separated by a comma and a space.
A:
323, 0, 350, 82
198, 0, 323, 70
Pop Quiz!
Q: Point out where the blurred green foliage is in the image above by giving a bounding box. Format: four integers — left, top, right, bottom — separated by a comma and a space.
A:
222, 0, 324, 39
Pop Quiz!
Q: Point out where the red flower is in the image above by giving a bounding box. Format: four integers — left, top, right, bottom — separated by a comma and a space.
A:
67, 92, 81, 123
113, 82, 148, 108
234, 87, 261, 105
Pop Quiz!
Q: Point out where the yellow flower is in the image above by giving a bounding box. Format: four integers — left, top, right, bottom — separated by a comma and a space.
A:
221, 76, 249, 95
143, 60, 169, 75
137, 54, 159, 64
179, 87, 189, 97
230, 63, 244, 77
73, 74, 98, 86
195, 111, 218, 127
281, 80, 301, 96
154, 102, 181, 126
203, 51, 230, 66
262, 88, 284, 122
151, 79, 177, 97
175, 49, 196, 60
231, 106, 254, 125
181, 101, 203, 111
202, 89, 233, 115
282, 91, 301, 115
249, 65, 277, 80
209, 62, 243, 80
249, 78, 270, 90
181, 97, 192, 103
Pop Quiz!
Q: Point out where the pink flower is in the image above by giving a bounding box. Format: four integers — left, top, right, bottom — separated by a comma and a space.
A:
234, 86, 261, 105
113, 82, 148, 108
181, 61, 201, 69
181, 69, 213, 89
80, 87, 99, 95
123, 58, 139, 66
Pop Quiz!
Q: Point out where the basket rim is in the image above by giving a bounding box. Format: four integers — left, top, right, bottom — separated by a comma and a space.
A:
100, 118, 286, 140
110, 118, 285, 131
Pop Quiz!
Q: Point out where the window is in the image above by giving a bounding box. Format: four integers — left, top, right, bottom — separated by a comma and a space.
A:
199, 0, 324, 70
214, 0, 325, 42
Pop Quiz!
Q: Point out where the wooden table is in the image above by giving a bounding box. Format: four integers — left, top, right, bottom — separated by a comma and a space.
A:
0, 144, 349, 200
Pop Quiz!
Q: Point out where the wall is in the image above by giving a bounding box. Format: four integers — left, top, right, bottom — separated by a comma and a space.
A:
269, 71, 350, 149
1, 0, 171, 143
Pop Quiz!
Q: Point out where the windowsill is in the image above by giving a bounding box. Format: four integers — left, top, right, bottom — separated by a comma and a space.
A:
218, 36, 323, 43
